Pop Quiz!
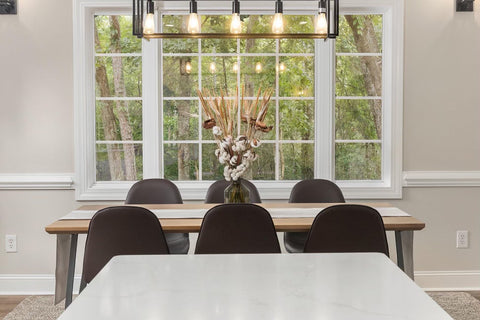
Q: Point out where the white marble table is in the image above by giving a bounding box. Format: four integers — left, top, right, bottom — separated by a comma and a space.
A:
58, 253, 451, 320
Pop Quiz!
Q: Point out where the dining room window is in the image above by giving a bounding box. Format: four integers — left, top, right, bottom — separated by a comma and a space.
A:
75, 0, 403, 200
161, 14, 315, 181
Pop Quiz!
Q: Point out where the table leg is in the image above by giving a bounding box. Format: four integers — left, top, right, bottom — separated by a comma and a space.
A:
395, 230, 414, 280
54, 234, 78, 308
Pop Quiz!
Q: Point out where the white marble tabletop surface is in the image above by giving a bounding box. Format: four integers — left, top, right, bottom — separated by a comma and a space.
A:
58, 253, 451, 320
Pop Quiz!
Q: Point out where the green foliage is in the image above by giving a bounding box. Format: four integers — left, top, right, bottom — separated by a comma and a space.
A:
280, 100, 314, 140
164, 144, 199, 180
335, 143, 381, 180
336, 15, 383, 53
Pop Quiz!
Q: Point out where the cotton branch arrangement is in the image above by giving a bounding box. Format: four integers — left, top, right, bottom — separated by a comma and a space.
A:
198, 86, 274, 181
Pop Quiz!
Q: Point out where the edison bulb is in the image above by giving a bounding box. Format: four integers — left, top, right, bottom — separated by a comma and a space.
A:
187, 13, 200, 33
279, 62, 286, 72
230, 13, 242, 34
232, 62, 239, 73
185, 61, 192, 74
255, 62, 262, 73
315, 12, 328, 35
272, 13, 284, 33
209, 62, 216, 73
143, 13, 155, 34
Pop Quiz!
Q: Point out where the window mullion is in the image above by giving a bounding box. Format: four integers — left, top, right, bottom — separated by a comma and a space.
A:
315, 39, 334, 180
275, 39, 280, 181
198, 37, 203, 180
143, 15, 161, 179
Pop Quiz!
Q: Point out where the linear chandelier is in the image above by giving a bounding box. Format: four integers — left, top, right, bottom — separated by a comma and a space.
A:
133, 0, 339, 40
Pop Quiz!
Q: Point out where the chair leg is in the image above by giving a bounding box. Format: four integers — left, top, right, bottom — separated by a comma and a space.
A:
79, 278, 87, 293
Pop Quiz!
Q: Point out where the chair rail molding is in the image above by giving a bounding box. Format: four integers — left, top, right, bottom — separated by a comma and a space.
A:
1, 171, 479, 192
403, 171, 480, 187
0, 173, 75, 190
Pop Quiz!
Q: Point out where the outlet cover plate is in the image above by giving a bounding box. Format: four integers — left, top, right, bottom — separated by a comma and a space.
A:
5, 234, 17, 252
456, 230, 469, 248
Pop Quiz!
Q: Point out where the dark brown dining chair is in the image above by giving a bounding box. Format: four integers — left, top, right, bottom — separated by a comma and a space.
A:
80, 206, 169, 292
284, 179, 345, 253
303, 204, 389, 255
205, 179, 262, 203
125, 178, 189, 254
195, 204, 281, 254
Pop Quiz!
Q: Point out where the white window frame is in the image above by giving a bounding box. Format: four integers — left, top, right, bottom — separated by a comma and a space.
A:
74, 0, 403, 200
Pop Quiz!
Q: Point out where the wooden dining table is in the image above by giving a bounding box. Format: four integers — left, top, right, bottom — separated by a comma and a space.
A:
45, 202, 425, 307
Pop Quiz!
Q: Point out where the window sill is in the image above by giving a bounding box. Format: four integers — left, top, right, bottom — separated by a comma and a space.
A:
75, 180, 402, 201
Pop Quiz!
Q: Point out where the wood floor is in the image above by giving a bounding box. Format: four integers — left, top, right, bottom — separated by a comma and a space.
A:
0, 295, 28, 318
1, 292, 480, 317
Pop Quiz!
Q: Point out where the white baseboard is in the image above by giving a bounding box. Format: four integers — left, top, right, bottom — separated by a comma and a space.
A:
415, 271, 480, 291
0, 275, 80, 295
1, 271, 479, 294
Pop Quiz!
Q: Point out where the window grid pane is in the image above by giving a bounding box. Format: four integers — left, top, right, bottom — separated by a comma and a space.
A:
94, 15, 143, 182
161, 14, 314, 181
334, 14, 383, 181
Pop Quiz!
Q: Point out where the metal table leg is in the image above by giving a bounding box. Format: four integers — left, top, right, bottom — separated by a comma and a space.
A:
395, 230, 414, 280
54, 234, 78, 308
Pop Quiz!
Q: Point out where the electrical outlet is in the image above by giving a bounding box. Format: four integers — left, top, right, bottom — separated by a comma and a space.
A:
5, 234, 17, 252
456, 230, 469, 249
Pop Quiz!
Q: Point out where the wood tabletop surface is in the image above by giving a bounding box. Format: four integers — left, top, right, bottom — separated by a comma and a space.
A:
45, 203, 425, 234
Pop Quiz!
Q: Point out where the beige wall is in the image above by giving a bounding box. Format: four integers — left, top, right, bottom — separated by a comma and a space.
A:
0, 0, 479, 287
404, 0, 480, 170
0, 0, 74, 172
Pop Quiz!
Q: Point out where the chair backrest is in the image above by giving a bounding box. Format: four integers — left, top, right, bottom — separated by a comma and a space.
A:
303, 204, 389, 256
125, 179, 183, 204
195, 204, 281, 254
205, 179, 262, 203
81, 206, 169, 286
289, 179, 345, 203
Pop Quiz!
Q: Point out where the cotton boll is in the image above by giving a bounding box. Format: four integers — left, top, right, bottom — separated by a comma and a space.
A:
250, 139, 261, 148
213, 126, 222, 136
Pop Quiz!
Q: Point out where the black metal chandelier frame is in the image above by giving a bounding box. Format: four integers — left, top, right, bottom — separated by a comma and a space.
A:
133, 0, 339, 40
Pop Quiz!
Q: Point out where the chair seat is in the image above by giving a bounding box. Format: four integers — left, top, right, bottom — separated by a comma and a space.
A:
165, 233, 190, 254
283, 232, 308, 253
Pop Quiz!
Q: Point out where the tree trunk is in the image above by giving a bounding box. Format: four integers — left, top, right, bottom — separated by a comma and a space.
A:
345, 15, 382, 139
241, 16, 260, 180
243, 16, 259, 97
177, 16, 194, 180
94, 24, 124, 180
110, 16, 137, 180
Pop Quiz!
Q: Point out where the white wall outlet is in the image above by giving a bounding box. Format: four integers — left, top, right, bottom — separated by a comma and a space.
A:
5, 234, 17, 252
456, 230, 469, 249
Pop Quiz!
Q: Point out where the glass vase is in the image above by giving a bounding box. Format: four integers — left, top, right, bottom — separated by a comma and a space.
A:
224, 178, 250, 203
